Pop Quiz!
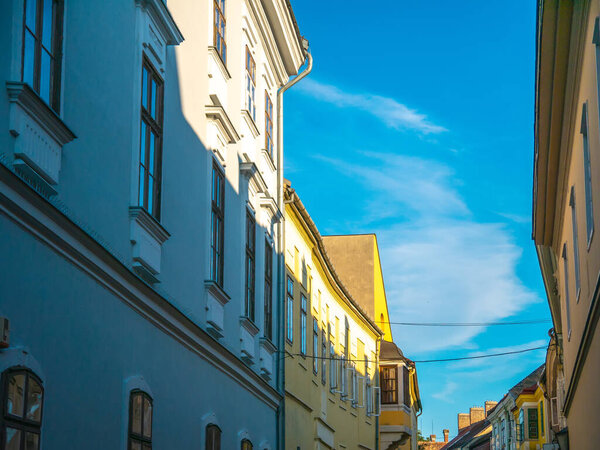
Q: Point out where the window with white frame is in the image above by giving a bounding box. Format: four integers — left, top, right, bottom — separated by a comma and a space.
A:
211, 161, 225, 287
245, 47, 256, 120
581, 102, 594, 243
265, 92, 274, 157
286, 276, 293, 343
300, 293, 307, 355
312, 318, 318, 374
570, 187, 581, 299
562, 243, 572, 340
213, 0, 226, 63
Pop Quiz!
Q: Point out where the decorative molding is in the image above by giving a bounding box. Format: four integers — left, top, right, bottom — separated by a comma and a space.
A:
259, 193, 281, 222
206, 96, 240, 144
240, 316, 260, 336
6, 82, 76, 146
240, 161, 268, 196
241, 109, 260, 138
261, 148, 276, 173
0, 164, 282, 409
208, 47, 232, 80
136, 0, 184, 46
6, 82, 76, 195
0, 347, 45, 382
129, 206, 170, 283
204, 280, 231, 306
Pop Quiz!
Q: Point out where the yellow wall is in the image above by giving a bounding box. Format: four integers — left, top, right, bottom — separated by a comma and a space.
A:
513, 386, 547, 449
284, 203, 380, 450
373, 238, 393, 341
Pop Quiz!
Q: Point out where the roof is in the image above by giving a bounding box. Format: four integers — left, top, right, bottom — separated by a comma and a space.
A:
380, 340, 405, 360
509, 364, 544, 398
442, 419, 490, 450
284, 182, 382, 336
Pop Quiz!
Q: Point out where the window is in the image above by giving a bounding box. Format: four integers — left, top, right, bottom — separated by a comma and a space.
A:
2, 369, 44, 450
206, 424, 221, 450
265, 92, 274, 157
517, 409, 524, 442
213, 0, 226, 63
312, 318, 319, 374
402, 365, 410, 407
380, 366, 398, 404
211, 162, 225, 286
241, 439, 252, 450
527, 408, 539, 440
138, 57, 164, 220
344, 318, 349, 360
245, 47, 256, 120
300, 294, 307, 355
129, 390, 153, 449
264, 239, 273, 340
329, 323, 336, 390
569, 187, 581, 299
22, 0, 64, 111
581, 103, 594, 243
245, 210, 256, 321
562, 244, 572, 339
321, 327, 327, 384
539, 401, 544, 435
286, 276, 294, 343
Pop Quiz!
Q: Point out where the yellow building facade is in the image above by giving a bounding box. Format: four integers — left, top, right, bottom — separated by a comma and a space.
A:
284, 184, 383, 450
322, 235, 422, 450
513, 385, 548, 450
534, 1, 600, 448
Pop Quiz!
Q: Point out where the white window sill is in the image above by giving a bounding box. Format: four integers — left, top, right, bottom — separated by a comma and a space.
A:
129, 206, 170, 284
6, 82, 76, 196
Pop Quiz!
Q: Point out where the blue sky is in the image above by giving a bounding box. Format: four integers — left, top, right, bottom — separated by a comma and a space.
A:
285, 0, 549, 440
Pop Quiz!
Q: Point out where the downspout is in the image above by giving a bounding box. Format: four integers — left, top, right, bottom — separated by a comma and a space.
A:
276, 40, 312, 450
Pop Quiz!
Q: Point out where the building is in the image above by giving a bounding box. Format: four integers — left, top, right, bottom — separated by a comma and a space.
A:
0, 0, 307, 448
534, 1, 600, 449
322, 234, 422, 450
419, 430, 450, 450
283, 183, 382, 449
488, 365, 545, 450
442, 403, 497, 450
512, 383, 548, 450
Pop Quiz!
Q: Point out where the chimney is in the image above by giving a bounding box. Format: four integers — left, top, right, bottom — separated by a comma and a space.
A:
458, 413, 470, 431
470, 406, 485, 424
430, 435, 436, 443
443, 429, 449, 443
485, 401, 498, 417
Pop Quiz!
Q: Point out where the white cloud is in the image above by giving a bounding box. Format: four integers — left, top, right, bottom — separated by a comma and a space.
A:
296, 79, 447, 134
315, 151, 541, 355
432, 381, 459, 403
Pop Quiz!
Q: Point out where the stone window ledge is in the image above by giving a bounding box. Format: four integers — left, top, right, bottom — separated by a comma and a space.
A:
129, 206, 170, 284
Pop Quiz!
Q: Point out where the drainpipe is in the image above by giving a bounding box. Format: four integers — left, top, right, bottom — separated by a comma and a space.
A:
275, 40, 312, 450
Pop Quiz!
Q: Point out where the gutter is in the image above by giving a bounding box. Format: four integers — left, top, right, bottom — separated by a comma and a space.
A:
275, 41, 312, 450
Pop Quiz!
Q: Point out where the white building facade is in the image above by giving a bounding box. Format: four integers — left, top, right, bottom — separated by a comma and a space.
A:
0, 0, 307, 448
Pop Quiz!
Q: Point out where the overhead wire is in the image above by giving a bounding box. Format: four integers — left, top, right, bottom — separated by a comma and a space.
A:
375, 319, 551, 327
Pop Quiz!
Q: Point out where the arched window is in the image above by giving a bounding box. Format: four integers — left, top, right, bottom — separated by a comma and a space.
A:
206, 424, 221, 450
241, 439, 253, 450
128, 390, 153, 449
2, 368, 44, 450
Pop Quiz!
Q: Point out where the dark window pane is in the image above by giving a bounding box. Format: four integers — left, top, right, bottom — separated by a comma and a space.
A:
131, 393, 142, 435
142, 397, 152, 438
142, 444, 151, 450
23, 31, 36, 87
147, 177, 154, 214
42, 0, 53, 49
151, 79, 157, 120
26, 377, 43, 422
40, 49, 51, 103
5, 427, 21, 450
138, 167, 146, 206
25, 0, 37, 31
142, 68, 148, 110
149, 132, 156, 175
130, 441, 142, 450
140, 122, 147, 166
24, 432, 39, 450
7, 373, 25, 417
